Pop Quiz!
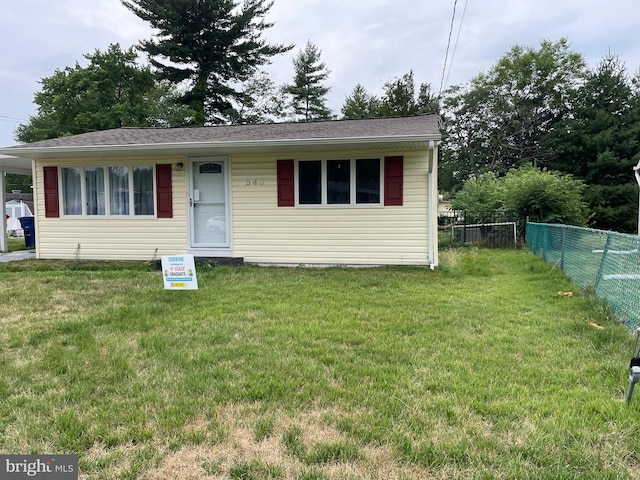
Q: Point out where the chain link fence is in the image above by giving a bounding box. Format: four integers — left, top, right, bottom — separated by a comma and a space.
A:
527, 222, 640, 330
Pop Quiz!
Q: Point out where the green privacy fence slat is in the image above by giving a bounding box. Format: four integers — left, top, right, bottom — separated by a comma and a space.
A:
527, 222, 640, 330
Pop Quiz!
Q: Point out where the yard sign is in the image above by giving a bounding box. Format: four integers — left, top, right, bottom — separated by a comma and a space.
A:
161, 255, 198, 290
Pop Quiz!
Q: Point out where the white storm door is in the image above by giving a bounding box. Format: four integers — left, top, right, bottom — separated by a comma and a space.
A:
190, 158, 230, 247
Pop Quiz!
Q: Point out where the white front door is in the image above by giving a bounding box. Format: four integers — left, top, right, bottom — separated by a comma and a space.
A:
190, 158, 230, 248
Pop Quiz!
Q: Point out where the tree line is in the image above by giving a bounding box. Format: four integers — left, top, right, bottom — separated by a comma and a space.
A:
12, 0, 640, 234
442, 39, 640, 233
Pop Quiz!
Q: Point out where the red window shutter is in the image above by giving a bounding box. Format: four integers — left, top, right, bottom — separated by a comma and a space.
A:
277, 159, 295, 206
43, 166, 59, 218
384, 156, 403, 206
156, 164, 173, 218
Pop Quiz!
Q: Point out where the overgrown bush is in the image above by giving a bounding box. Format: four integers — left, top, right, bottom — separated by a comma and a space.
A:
451, 165, 590, 226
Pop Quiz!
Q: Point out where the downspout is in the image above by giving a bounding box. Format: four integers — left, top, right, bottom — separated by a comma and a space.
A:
0, 172, 6, 253
31, 160, 37, 259
428, 141, 438, 269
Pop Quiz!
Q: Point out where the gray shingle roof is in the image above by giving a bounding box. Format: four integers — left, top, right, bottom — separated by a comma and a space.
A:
6, 115, 440, 149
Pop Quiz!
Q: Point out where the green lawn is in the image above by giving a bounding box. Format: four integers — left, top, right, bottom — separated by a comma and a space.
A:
5, 235, 30, 252
0, 249, 638, 479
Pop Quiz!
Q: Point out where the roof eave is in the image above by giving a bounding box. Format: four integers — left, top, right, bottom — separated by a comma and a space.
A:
0, 135, 441, 160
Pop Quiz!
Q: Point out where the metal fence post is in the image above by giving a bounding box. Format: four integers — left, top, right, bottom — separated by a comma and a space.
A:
594, 231, 612, 292
560, 225, 565, 272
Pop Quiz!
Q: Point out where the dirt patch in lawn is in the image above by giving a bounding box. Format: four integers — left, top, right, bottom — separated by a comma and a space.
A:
144, 403, 431, 480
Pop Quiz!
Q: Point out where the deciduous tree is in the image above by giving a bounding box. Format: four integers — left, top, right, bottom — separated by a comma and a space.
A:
440, 39, 587, 191
15, 44, 191, 143
449, 171, 502, 214
4, 175, 32, 194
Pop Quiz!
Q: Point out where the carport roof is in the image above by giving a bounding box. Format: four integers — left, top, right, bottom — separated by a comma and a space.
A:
0, 155, 32, 175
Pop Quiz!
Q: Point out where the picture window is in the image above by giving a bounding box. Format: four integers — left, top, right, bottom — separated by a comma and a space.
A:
60, 165, 156, 217
297, 158, 381, 206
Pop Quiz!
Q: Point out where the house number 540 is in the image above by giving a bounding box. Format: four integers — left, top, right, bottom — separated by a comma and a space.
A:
246, 179, 265, 186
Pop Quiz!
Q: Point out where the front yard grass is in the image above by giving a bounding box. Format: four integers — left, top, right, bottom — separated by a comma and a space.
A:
4, 235, 30, 252
0, 249, 639, 479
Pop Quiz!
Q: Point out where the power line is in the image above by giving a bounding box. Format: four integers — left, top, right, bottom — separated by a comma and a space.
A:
439, 0, 458, 96
444, 0, 469, 90
0, 115, 28, 123
0, 114, 98, 134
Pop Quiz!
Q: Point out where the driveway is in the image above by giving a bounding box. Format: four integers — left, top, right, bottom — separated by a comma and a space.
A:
0, 250, 36, 262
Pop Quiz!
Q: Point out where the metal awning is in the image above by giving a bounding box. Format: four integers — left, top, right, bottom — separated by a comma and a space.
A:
0, 154, 32, 175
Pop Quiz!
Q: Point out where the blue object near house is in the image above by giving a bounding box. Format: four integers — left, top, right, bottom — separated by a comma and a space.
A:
18, 217, 35, 248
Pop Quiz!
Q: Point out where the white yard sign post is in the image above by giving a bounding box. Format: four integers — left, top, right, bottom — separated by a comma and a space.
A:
161, 255, 198, 290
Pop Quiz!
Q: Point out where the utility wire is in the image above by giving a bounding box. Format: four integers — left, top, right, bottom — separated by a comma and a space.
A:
444, 0, 469, 90
0, 114, 98, 134
439, 0, 458, 96
0, 115, 28, 123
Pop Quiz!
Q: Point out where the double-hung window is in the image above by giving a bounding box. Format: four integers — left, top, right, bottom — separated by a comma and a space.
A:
297, 158, 381, 206
61, 167, 82, 216
133, 166, 155, 215
86, 167, 106, 215
109, 167, 130, 215
60, 165, 155, 217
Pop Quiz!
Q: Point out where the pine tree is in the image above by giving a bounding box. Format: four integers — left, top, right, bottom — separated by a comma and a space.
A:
341, 84, 379, 119
283, 41, 333, 122
340, 72, 437, 120
548, 54, 640, 232
378, 71, 438, 117
121, 0, 292, 125
227, 71, 288, 124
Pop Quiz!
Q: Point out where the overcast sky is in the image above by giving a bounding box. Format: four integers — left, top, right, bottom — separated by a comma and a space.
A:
1, 0, 639, 147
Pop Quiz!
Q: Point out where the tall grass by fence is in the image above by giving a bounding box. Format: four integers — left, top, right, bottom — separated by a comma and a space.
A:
527, 222, 640, 330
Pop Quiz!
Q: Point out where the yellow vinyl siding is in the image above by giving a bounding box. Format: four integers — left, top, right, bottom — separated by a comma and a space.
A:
34, 159, 188, 260
231, 150, 431, 265
32, 149, 435, 265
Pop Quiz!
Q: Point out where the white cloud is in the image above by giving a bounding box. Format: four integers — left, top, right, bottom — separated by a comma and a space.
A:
0, 0, 639, 146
